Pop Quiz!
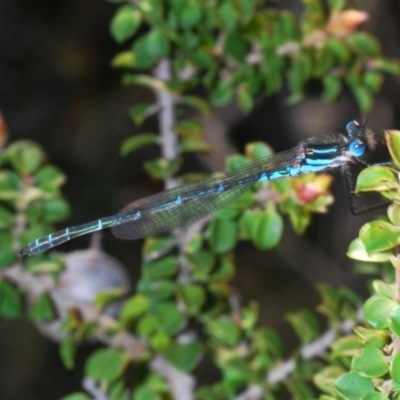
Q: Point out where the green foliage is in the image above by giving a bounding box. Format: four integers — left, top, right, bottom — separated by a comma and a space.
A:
2, 1, 400, 399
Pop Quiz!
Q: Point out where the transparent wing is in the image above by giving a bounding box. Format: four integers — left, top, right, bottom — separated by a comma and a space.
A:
111, 147, 300, 240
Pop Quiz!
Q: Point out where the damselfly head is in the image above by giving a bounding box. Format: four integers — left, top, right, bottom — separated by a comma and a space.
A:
346, 119, 379, 151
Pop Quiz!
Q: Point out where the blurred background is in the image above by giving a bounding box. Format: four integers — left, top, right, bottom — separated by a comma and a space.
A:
1, 0, 400, 398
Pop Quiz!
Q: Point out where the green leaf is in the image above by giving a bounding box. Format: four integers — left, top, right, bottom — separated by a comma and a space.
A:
326, 38, 350, 63
314, 366, 344, 396
122, 73, 171, 92
278, 11, 300, 41
19, 224, 48, 247
120, 294, 150, 325
137, 279, 175, 301
43, 198, 70, 223
149, 330, 171, 352
322, 75, 342, 102
129, 103, 157, 126
373, 59, 400, 75
132, 30, 170, 69
223, 31, 249, 61
205, 317, 240, 346
364, 71, 383, 94
389, 305, 400, 337
210, 80, 233, 106
138, 0, 163, 20
288, 53, 312, 93
0, 280, 22, 318
356, 166, 398, 193
142, 255, 179, 280
353, 326, 386, 349
251, 210, 284, 250
8, 141, 44, 174
0, 171, 20, 201
331, 335, 361, 358
363, 294, 397, 329
136, 314, 157, 337
179, 138, 211, 154
208, 218, 237, 254
0, 205, 14, 228
315, 47, 335, 76
143, 157, 182, 180
347, 33, 381, 58
218, 1, 237, 31
142, 236, 175, 258
185, 250, 215, 279
286, 380, 315, 400
334, 372, 374, 400
111, 50, 136, 69
223, 358, 253, 390
164, 341, 202, 372
226, 154, 249, 171
133, 372, 169, 399
133, 387, 160, 400
385, 129, 400, 166
180, 96, 212, 116
373, 280, 395, 299
60, 337, 76, 370
0, 246, 16, 268
35, 166, 66, 191
351, 85, 373, 112
359, 220, 400, 252
85, 348, 129, 383
391, 352, 400, 384
183, 233, 203, 254
237, 84, 254, 112
29, 292, 55, 321
347, 238, 392, 262
209, 256, 235, 282
174, 119, 202, 138
361, 392, 390, 400
121, 133, 158, 155
176, 284, 206, 315
351, 345, 388, 378
245, 141, 274, 161
94, 287, 126, 311
151, 302, 185, 334
236, 0, 254, 23
286, 309, 319, 343
110, 5, 142, 43
178, 2, 202, 29
24, 253, 64, 275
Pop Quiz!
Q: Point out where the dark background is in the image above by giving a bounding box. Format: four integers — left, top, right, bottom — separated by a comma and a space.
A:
1, 1, 400, 398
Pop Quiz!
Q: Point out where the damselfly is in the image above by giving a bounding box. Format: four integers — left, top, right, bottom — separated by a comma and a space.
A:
19, 120, 382, 257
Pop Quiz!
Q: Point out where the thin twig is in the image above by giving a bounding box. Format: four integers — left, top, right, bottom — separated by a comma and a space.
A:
154, 59, 179, 190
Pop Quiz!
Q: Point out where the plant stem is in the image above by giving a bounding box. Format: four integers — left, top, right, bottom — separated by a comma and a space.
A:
154, 58, 179, 191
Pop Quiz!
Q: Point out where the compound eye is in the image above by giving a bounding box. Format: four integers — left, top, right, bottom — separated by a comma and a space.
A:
349, 140, 366, 157
346, 120, 361, 137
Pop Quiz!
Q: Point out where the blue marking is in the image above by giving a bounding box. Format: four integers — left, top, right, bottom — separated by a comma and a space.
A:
305, 158, 334, 166
97, 219, 102, 229
312, 147, 338, 155
176, 195, 182, 205
35, 238, 39, 248
258, 172, 268, 182
299, 164, 327, 173
66, 227, 70, 239
268, 170, 289, 180
218, 184, 224, 193
48, 234, 54, 247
